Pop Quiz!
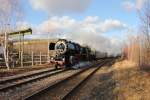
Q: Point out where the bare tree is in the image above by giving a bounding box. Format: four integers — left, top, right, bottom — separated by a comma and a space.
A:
137, 0, 150, 68
0, 0, 23, 70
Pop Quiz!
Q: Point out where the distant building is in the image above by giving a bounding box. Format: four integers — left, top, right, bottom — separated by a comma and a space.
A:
13, 39, 59, 55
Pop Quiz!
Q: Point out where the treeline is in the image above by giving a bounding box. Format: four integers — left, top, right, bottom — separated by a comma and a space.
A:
123, 35, 150, 69
123, 1, 150, 69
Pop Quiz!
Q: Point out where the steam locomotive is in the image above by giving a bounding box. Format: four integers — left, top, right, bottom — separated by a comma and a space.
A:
49, 39, 95, 69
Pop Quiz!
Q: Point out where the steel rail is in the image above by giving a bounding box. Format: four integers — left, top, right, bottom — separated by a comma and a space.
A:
0, 69, 67, 92
62, 59, 114, 100
24, 59, 108, 100
0, 68, 58, 84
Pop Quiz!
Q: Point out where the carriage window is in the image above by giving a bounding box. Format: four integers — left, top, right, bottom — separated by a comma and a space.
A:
49, 43, 55, 50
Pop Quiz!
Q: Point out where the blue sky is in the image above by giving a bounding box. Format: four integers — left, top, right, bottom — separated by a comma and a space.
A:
24, 0, 138, 26
17, 0, 146, 54
22, 0, 140, 39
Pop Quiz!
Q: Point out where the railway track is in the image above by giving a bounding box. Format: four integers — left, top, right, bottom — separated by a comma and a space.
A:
25, 59, 113, 100
0, 62, 95, 100
0, 68, 68, 92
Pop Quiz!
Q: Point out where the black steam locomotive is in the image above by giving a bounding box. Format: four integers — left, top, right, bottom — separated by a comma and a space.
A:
49, 39, 95, 68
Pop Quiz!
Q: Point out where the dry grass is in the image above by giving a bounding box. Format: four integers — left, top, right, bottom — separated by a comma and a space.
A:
112, 60, 150, 100
87, 60, 150, 100
112, 60, 137, 70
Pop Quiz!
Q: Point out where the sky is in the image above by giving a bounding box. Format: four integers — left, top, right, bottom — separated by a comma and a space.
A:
0, 0, 148, 55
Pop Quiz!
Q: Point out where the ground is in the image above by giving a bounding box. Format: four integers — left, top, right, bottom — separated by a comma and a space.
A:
90, 60, 150, 100
0, 60, 150, 100
70, 60, 150, 100
112, 60, 150, 100
0, 64, 52, 78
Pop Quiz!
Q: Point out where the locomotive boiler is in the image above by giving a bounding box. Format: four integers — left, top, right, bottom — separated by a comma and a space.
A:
49, 39, 91, 68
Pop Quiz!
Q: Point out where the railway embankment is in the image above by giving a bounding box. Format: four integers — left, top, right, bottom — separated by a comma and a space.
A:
71, 60, 150, 100
112, 60, 150, 100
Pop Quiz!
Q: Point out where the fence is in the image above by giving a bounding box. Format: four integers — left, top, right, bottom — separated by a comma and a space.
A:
0, 51, 50, 68
20, 51, 49, 67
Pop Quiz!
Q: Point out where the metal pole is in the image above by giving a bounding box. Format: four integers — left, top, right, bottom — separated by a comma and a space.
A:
21, 51, 23, 67
4, 32, 9, 70
19, 32, 21, 60
48, 34, 50, 62
22, 34, 24, 67
22, 34, 24, 57
40, 52, 42, 65
32, 51, 34, 66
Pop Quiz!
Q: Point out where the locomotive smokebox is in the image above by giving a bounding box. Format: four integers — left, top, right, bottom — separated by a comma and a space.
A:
55, 40, 67, 55
54, 39, 80, 56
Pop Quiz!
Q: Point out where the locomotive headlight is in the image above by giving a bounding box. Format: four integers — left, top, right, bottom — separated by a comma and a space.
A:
62, 58, 65, 62
50, 57, 54, 60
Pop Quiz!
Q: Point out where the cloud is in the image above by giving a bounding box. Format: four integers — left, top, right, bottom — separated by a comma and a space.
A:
0, 0, 12, 14
16, 21, 31, 30
122, 1, 135, 11
0, 0, 23, 33
0, 0, 22, 17
21, 16, 126, 55
122, 0, 148, 11
136, 0, 147, 10
29, 0, 92, 14
100, 19, 127, 32
35, 16, 126, 34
